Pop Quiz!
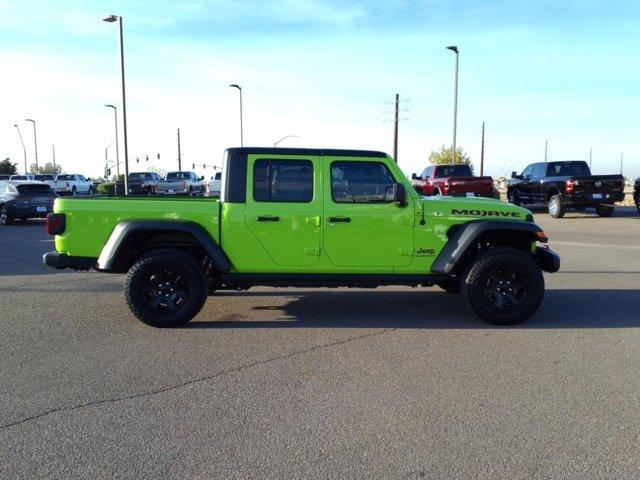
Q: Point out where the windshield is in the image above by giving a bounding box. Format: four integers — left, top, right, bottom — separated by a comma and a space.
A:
17, 184, 55, 195
166, 172, 190, 180
435, 165, 473, 178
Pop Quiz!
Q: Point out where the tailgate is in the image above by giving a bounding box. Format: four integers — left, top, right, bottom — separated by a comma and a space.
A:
573, 176, 624, 194
447, 177, 493, 193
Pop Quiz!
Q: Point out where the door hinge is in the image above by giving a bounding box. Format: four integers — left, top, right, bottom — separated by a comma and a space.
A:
304, 247, 320, 256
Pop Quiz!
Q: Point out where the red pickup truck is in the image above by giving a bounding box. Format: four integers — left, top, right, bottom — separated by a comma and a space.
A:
411, 164, 495, 197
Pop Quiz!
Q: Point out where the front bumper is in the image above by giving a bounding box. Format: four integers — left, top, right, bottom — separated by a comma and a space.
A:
43, 251, 97, 271
535, 247, 561, 273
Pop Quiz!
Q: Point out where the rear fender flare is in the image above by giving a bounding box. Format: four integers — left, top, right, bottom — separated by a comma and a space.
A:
97, 220, 231, 272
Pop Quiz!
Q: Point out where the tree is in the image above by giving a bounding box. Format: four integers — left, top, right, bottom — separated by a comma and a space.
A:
0, 158, 18, 175
30, 162, 62, 175
147, 165, 166, 178
428, 145, 471, 166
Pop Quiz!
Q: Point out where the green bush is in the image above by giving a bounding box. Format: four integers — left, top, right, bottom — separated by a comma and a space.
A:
97, 182, 115, 195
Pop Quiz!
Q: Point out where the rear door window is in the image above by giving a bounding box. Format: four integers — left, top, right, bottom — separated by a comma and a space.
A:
253, 159, 313, 202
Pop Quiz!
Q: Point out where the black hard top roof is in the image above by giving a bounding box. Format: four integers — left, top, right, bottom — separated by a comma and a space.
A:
226, 147, 388, 158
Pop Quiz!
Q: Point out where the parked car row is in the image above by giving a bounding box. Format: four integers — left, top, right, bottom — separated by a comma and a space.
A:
114, 171, 221, 197
0, 173, 94, 196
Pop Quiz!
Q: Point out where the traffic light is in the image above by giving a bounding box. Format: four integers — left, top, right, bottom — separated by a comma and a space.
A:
192, 163, 195, 169
136, 156, 139, 163
146, 155, 149, 162
157, 153, 160, 159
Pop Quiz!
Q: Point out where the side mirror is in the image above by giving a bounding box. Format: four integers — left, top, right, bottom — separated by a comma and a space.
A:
511, 171, 518, 179
393, 183, 407, 207
411, 173, 418, 180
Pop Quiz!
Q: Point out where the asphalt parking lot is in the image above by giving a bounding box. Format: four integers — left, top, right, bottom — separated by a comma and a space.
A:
2, 207, 640, 479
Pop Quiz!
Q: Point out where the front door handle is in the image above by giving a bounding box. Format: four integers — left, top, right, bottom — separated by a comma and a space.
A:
328, 216, 351, 223
257, 215, 280, 222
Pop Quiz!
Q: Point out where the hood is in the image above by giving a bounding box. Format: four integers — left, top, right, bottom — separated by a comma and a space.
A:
420, 195, 533, 221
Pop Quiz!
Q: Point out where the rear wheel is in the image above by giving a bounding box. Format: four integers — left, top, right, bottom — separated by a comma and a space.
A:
595, 204, 614, 217
0, 206, 13, 225
71, 186, 77, 196
125, 248, 208, 327
462, 247, 544, 325
548, 194, 566, 218
635, 194, 640, 213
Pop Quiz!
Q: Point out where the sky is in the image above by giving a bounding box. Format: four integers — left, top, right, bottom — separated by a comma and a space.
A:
1, 0, 639, 179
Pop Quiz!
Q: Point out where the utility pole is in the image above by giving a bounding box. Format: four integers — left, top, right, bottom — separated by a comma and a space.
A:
52, 144, 56, 173
544, 139, 548, 162
25, 119, 39, 171
480, 121, 485, 177
393, 93, 399, 163
589, 147, 592, 170
620, 152, 624, 175
446, 46, 459, 164
177, 128, 182, 171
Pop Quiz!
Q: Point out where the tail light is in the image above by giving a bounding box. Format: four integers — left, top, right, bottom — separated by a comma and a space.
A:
565, 180, 575, 194
46, 213, 66, 235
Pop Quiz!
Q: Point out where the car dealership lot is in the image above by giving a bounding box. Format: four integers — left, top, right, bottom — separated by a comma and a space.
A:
2, 209, 640, 479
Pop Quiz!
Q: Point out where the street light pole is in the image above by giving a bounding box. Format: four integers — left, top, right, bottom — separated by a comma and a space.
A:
274, 135, 299, 147
103, 15, 129, 195
229, 84, 243, 147
446, 46, 459, 164
105, 104, 120, 179
25, 118, 38, 171
13, 124, 27, 174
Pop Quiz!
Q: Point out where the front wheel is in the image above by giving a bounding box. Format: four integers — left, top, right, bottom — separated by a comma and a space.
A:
124, 248, 208, 327
548, 194, 566, 218
462, 247, 544, 325
71, 187, 77, 196
595, 204, 614, 217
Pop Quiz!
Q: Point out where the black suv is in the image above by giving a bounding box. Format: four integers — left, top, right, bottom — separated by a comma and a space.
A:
0, 181, 57, 225
508, 161, 625, 218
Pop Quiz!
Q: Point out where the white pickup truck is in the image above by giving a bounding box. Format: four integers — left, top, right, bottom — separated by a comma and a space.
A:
33, 174, 57, 190
54, 174, 94, 195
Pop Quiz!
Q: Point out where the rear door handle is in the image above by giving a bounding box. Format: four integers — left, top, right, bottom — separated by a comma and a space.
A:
257, 215, 280, 222
328, 216, 351, 223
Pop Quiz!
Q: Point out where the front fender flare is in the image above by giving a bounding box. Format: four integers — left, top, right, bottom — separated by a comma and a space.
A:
430, 220, 544, 274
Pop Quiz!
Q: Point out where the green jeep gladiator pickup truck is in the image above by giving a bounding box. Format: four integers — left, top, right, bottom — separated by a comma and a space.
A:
43, 148, 560, 327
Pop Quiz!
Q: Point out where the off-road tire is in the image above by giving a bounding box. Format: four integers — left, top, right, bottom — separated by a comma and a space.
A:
436, 281, 461, 294
125, 248, 208, 327
462, 247, 544, 326
0, 205, 12, 225
507, 189, 521, 206
548, 194, 566, 218
595, 205, 614, 217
